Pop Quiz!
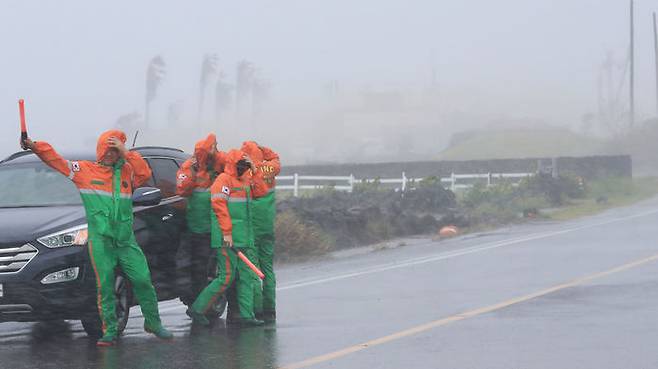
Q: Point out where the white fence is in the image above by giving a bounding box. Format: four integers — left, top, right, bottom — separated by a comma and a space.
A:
276, 172, 534, 197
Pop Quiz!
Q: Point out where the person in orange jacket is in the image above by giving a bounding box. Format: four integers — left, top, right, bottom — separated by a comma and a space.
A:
24, 130, 172, 346
240, 141, 280, 322
187, 149, 268, 327
175, 133, 225, 307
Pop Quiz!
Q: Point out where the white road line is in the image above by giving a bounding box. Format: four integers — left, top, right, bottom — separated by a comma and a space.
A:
277, 208, 658, 290
150, 207, 658, 315
279, 252, 658, 369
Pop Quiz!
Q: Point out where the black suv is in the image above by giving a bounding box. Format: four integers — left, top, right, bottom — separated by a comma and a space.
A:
0, 146, 223, 337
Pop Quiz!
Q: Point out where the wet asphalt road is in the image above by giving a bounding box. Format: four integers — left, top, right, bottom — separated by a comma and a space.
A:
3, 198, 658, 369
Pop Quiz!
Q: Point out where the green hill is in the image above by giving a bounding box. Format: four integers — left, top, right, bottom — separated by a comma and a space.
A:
438, 129, 605, 160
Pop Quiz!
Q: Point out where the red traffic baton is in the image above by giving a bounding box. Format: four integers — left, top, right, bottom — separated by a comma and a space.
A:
18, 99, 28, 150
229, 247, 265, 279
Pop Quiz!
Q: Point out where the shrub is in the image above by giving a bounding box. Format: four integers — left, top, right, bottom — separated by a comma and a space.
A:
519, 173, 585, 206
274, 211, 334, 261
458, 176, 571, 226
401, 179, 457, 213
587, 177, 633, 199
353, 178, 383, 193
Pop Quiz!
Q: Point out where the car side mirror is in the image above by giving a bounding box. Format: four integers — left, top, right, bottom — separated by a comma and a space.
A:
133, 187, 162, 207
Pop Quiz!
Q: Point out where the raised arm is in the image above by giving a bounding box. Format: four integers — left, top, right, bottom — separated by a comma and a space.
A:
124, 151, 152, 188
29, 139, 77, 180
213, 151, 227, 174
176, 159, 197, 197
259, 145, 281, 176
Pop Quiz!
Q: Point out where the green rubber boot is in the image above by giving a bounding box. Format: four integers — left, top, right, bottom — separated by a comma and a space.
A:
96, 334, 117, 347
145, 325, 174, 340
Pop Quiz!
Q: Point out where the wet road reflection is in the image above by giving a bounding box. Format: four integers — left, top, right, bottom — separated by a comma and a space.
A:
0, 319, 279, 369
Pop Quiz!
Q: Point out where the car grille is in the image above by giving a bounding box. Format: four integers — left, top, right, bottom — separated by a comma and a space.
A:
0, 243, 38, 274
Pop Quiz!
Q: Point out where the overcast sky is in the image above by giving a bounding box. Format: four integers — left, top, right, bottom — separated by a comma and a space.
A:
1, 0, 656, 160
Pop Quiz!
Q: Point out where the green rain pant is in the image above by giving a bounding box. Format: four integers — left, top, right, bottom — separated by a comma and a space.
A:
252, 191, 277, 314
88, 235, 162, 337
253, 233, 275, 314
192, 247, 259, 320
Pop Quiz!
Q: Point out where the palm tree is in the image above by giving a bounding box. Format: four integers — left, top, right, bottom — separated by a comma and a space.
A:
215, 71, 233, 123
198, 54, 218, 125
235, 60, 255, 115
145, 55, 166, 129
168, 101, 184, 128
252, 75, 270, 117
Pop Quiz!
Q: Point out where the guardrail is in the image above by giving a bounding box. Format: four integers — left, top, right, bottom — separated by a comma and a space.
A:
276, 172, 534, 197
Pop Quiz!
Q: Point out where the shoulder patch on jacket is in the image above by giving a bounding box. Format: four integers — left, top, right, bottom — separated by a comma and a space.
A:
221, 186, 230, 195
71, 161, 81, 172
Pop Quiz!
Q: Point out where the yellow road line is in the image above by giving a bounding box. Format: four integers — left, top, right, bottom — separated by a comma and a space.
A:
279, 253, 658, 369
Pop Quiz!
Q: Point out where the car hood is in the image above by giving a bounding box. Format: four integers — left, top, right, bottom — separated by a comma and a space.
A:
0, 206, 86, 244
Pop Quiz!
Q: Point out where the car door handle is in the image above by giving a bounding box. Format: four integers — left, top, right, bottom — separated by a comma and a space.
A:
162, 213, 174, 221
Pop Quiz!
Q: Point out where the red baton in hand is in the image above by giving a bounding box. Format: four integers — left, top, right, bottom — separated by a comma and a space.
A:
18, 99, 28, 150
230, 248, 265, 279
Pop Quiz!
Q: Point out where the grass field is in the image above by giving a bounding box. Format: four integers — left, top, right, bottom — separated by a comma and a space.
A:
549, 177, 658, 220
438, 129, 605, 160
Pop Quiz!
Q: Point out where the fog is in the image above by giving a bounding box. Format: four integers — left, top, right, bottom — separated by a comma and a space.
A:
1, 0, 657, 164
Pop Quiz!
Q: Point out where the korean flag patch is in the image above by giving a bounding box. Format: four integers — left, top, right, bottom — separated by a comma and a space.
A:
71, 161, 81, 172
221, 186, 230, 196
178, 173, 187, 180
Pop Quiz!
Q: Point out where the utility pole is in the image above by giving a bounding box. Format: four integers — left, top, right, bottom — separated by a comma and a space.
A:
629, 0, 635, 129
653, 12, 658, 116
603, 52, 615, 118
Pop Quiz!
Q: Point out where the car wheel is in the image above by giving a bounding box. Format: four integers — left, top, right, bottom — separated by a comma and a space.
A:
114, 275, 132, 333
80, 275, 132, 338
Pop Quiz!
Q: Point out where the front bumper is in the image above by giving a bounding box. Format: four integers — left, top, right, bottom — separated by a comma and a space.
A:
0, 244, 97, 322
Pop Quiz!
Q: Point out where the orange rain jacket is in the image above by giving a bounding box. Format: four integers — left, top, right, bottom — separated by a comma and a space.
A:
33, 130, 151, 243
176, 133, 226, 233
209, 149, 268, 248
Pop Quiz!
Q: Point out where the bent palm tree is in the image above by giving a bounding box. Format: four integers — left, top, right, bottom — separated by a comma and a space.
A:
145, 55, 166, 128
252, 75, 270, 117
215, 71, 233, 123
198, 54, 218, 125
236, 60, 255, 115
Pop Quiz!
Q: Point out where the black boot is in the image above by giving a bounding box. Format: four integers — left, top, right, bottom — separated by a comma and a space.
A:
261, 310, 276, 323
227, 318, 265, 327
186, 308, 210, 326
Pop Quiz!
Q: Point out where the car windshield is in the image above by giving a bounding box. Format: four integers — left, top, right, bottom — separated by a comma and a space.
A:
0, 162, 82, 207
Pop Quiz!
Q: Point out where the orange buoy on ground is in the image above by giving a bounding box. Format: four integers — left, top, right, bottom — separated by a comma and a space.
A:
439, 225, 459, 238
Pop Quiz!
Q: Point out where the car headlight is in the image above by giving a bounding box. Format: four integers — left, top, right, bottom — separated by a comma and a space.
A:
37, 225, 88, 248
41, 267, 80, 284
